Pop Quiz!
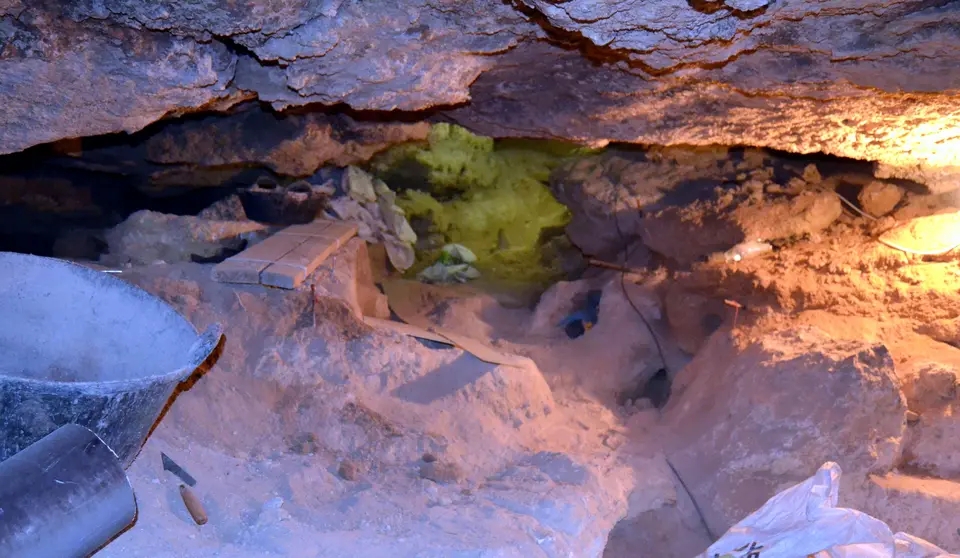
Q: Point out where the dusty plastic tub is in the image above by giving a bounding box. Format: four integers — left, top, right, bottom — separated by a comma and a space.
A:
0, 252, 222, 468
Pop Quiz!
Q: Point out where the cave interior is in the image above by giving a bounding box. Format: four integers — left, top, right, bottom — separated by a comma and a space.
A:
1, 1, 960, 556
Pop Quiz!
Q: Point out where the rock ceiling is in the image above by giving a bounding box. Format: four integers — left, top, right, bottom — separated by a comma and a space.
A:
1, 0, 958, 190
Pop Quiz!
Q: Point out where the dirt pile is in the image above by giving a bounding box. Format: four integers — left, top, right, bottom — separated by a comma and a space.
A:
94, 239, 640, 557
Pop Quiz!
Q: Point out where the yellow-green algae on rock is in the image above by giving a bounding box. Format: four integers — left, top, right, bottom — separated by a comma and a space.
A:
369, 124, 595, 284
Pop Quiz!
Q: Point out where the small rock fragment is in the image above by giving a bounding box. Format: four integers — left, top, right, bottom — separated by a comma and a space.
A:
419, 461, 463, 485
287, 432, 319, 455
634, 398, 655, 411
802, 164, 822, 184
338, 460, 360, 481
602, 431, 625, 450
906, 410, 921, 424
421, 453, 437, 463
785, 177, 807, 193
263, 496, 285, 510
859, 181, 903, 217
198, 194, 247, 221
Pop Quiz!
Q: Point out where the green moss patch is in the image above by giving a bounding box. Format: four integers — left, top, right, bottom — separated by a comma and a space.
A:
369, 124, 594, 285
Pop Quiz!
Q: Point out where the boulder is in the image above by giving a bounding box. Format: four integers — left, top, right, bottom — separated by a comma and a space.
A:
522, 277, 665, 400
903, 411, 960, 481
51, 228, 107, 261
662, 326, 906, 536
859, 181, 903, 217
642, 190, 842, 265
893, 357, 960, 483
528, 280, 596, 336
899, 361, 959, 415
197, 194, 247, 221
313, 238, 391, 320
736, 191, 843, 243
144, 108, 432, 177
641, 210, 745, 266
849, 474, 960, 552
549, 147, 760, 256
103, 210, 267, 265
918, 317, 960, 346
3, 3, 960, 190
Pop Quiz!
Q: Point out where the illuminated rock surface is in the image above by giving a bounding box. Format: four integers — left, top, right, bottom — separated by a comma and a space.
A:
2, 0, 958, 189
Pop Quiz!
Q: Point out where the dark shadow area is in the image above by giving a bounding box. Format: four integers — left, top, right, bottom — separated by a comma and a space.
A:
392, 353, 496, 404
685, 0, 769, 18
0, 99, 448, 258
653, 177, 738, 211
616, 368, 672, 409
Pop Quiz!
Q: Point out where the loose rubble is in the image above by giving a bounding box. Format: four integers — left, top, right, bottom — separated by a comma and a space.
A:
329, 166, 418, 271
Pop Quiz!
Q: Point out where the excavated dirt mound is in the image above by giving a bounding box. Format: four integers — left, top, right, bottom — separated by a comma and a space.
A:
94, 243, 657, 558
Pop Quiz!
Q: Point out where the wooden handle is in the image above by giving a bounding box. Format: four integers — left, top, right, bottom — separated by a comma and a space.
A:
179, 484, 208, 526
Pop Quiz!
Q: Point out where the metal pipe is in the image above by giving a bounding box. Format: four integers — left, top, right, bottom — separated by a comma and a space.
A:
0, 424, 137, 557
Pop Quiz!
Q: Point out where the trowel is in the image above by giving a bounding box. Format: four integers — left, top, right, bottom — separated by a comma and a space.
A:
161, 452, 197, 487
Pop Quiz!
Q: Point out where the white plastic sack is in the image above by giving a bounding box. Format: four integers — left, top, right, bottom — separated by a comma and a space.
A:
698, 462, 958, 558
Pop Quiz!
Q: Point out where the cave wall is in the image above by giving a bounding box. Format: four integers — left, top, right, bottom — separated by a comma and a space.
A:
1, 1, 958, 190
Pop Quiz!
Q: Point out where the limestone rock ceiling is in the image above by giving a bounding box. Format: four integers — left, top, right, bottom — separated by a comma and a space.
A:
1, 0, 958, 190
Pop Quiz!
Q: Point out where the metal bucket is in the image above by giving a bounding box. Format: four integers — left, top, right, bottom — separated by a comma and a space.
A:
0, 252, 222, 467
0, 423, 137, 557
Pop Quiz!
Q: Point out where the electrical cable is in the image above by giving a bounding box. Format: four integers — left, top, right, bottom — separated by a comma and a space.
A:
612, 180, 668, 374
832, 191, 960, 255
832, 190, 878, 221
613, 180, 715, 542
665, 457, 718, 542
876, 236, 960, 256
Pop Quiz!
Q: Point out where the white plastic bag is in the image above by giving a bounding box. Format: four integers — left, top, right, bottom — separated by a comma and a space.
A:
698, 462, 959, 558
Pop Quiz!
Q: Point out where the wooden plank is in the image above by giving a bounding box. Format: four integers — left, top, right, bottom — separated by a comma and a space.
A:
261, 234, 340, 289
309, 220, 360, 252
434, 328, 529, 368
213, 220, 358, 287
260, 223, 358, 289
233, 233, 307, 262
323, 220, 360, 240
259, 263, 304, 289
362, 316, 453, 345
380, 279, 437, 330
371, 282, 530, 367
275, 220, 332, 238
213, 232, 306, 284
211, 259, 270, 284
